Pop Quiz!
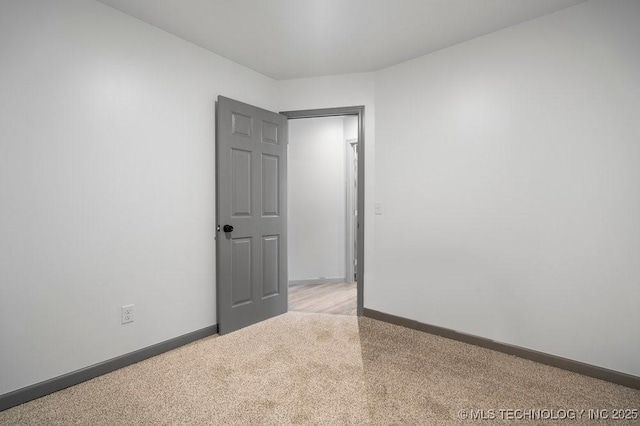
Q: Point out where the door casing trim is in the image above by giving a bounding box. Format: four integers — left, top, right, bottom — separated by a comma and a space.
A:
280, 106, 365, 316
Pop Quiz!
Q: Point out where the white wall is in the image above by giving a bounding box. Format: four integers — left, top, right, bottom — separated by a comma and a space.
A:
0, 0, 275, 395
371, 0, 640, 376
288, 117, 347, 282
343, 116, 358, 141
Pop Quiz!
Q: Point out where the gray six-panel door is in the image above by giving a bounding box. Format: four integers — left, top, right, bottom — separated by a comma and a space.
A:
216, 96, 288, 334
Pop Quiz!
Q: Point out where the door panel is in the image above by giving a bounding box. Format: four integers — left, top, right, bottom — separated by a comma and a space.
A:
231, 149, 252, 217
231, 238, 253, 306
262, 154, 280, 216
232, 112, 252, 137
261, 120, 280, 145
217, 96, 288, 334
262, 235, 280, 297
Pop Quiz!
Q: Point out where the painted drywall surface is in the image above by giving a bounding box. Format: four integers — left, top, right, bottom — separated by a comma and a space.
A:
288, 117, 346, 282
372, 0, 640, 376
0, 0, 275, 395
275, 73, 376, 297
343, 116, 358, 141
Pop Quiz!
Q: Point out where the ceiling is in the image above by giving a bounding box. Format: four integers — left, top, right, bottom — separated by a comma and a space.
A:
97, 0, 587, 80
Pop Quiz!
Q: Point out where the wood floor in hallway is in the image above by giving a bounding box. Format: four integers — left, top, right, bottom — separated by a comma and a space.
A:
289, 281, 357, 316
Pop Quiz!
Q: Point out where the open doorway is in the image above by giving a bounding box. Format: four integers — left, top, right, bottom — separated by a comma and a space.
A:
280, 107, 364, 316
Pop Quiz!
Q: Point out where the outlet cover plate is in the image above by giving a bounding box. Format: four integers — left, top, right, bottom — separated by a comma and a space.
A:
121, 304, 134, 324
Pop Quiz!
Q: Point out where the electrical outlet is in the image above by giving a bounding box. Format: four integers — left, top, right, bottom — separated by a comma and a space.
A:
121, 304, 134, 324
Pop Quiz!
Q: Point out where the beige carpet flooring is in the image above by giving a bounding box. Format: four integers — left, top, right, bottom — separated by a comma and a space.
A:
1, 312, 638, 425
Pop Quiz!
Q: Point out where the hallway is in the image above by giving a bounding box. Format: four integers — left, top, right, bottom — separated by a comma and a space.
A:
289, 282, 357, 316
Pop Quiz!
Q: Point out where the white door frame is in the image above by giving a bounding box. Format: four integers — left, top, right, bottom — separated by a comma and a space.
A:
280, 106, 365, 315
